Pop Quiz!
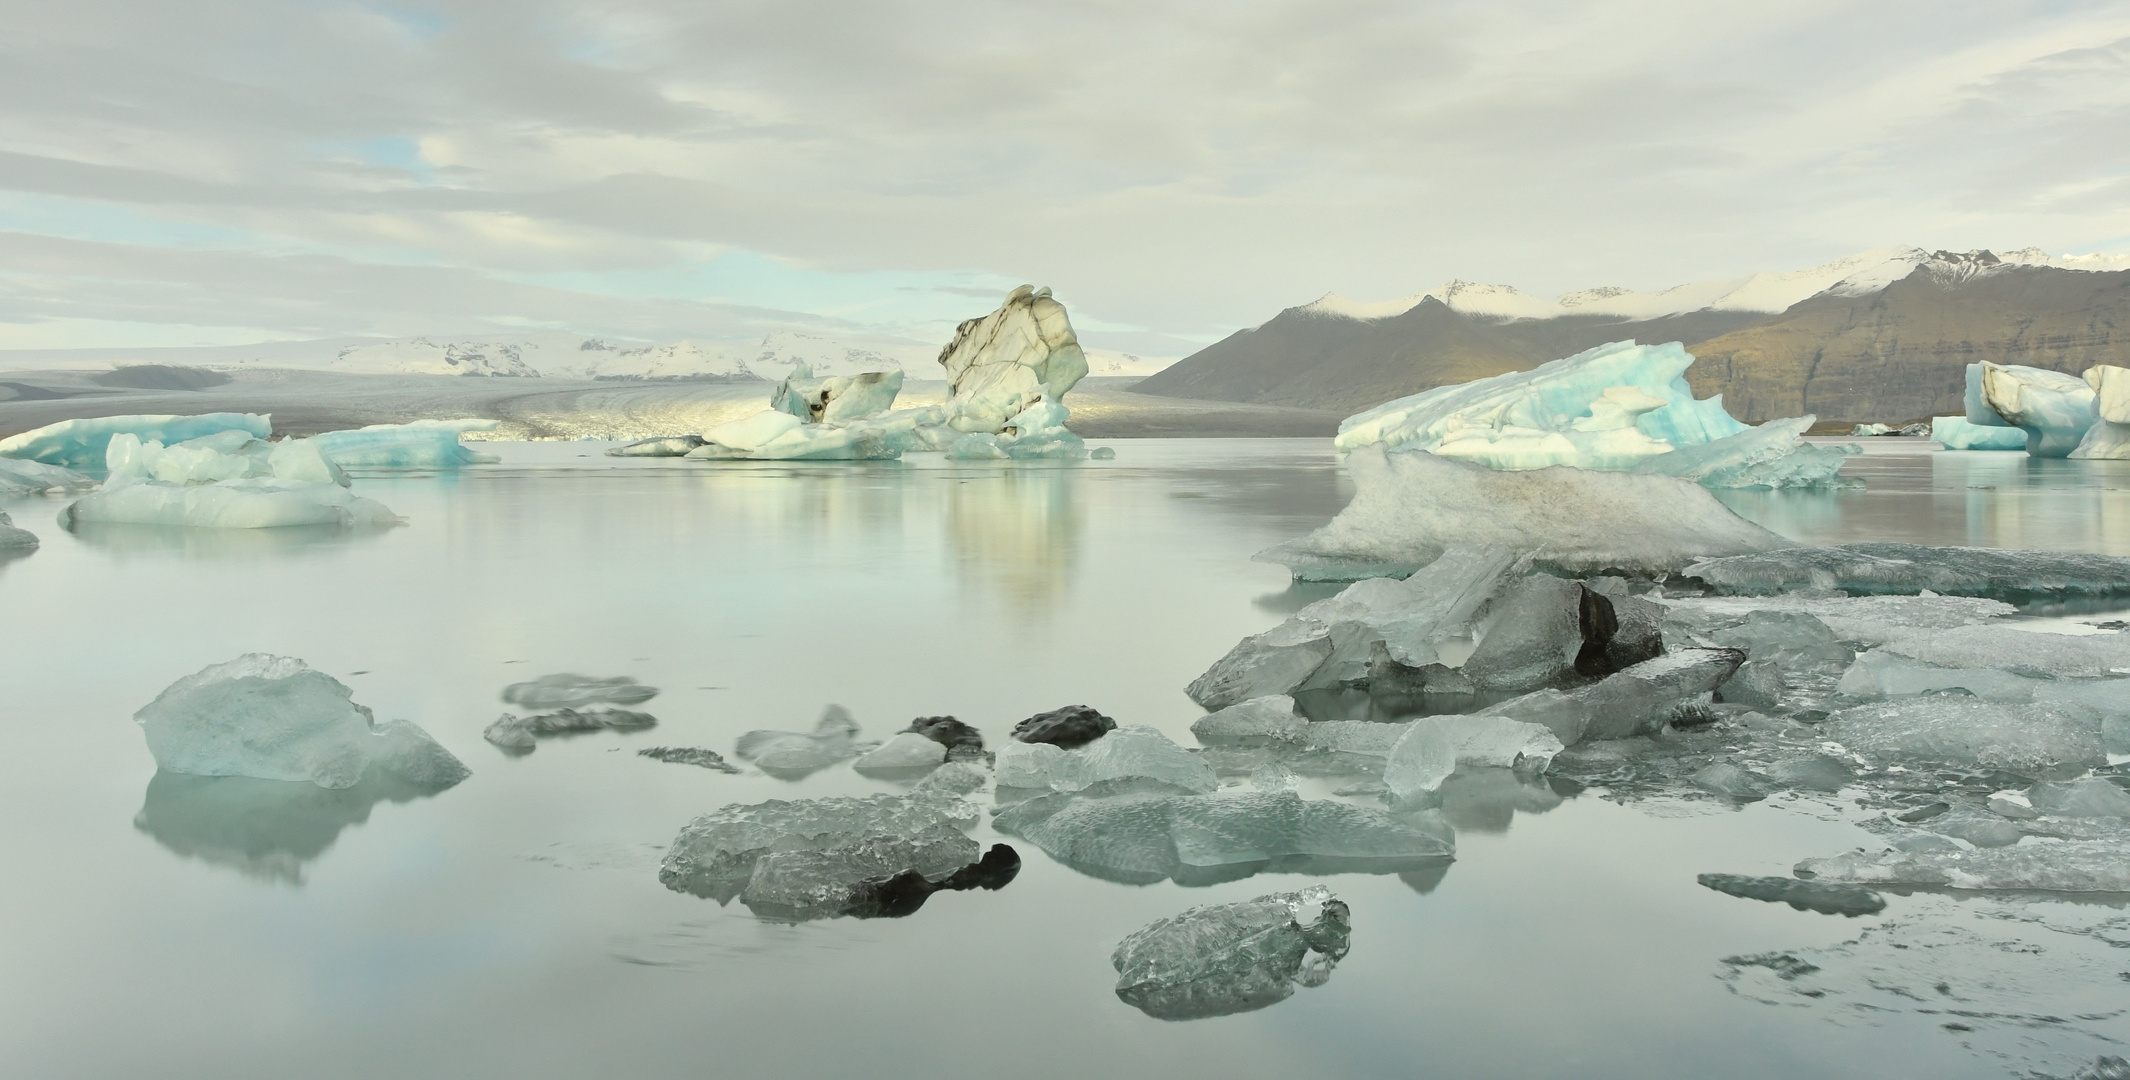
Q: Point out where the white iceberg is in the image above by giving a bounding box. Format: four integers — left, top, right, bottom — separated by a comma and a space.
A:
134, 654, 469, 789
935, 284, 1088, 434
2071, 364, 2130, 459
1930, 415, 2026, 450
770, 366, 904, 423
307, 420, 500, 469
1972, 361, 2097, 457
0, 457, 96, 498
1258, 445, 1790, 580
0, 413, 270, 472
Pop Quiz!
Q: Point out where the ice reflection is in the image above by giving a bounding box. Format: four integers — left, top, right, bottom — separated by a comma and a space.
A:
67, 520, 390, 559
1433, 767, 1565, 832
946, 465, 1080, 611
133, 769, 463, 884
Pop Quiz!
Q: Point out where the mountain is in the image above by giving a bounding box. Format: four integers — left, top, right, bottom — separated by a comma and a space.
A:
1136, 247, 2130, 424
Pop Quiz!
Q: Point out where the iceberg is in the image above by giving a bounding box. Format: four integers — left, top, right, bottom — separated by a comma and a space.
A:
103, 431, 347, 488
606, 435, 706, 457
934, 284, 1089, 434
1383, 715, 1563, 800
482, 707, 656, 754
62, 477, 399, 529
690, 405, 940, 461
771, 366, 904, 424
1191, 696, 1310, 744
1335, 341, 1744, 456
994, 725, 1217, 794
307, 420, 501, 469
0, 457, 96, 498
1930, 415, 2026, 450
1258, 445, 1790, 581
1684, 543, 2130, 604
1111, 886, 1351, 1020
2072, 364, 2130, 459
992, 789, 1454, 886
0, 413, 270, 472
134, 654, 470, 790
1974, 361, 2097, 457
657, 790, 981, 905
1628, 416, 1857, 489
699, 410, 803, 454
944, 398, 1086, 460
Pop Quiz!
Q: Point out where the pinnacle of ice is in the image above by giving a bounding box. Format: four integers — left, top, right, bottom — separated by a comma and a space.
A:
133, 654, 470, 790
935, 284, 1089, 435
1111, 886, 1351, 1020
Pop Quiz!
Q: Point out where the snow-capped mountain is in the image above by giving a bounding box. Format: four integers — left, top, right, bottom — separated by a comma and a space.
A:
1295, 246, 2130, 325
227, 330, 932, 381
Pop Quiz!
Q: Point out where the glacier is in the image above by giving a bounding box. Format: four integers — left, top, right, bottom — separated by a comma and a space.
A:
134, 654, 469, 790
1256, 445, 1790, 581
0, 413, 271, 472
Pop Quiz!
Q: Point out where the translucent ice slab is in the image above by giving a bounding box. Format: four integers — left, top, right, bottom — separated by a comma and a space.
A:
1684, 543, 2130, 604
1111, 886, 1350, 1020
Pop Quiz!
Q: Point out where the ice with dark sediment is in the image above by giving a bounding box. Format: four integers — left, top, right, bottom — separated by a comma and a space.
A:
991, 788, 1453, 886
1010, 705, 1117, 748
501, 674, 659, 709
658, 790, 982, 908
904, 716, 985, 757
605, 435, 706, 457
1683, 543, 2130, 603
483, 707, 657, 753
1696, 873, 1885, 916
734, 706, 873, 775
1258, 446, 1791, 581
135, 654, 469, 790
1111, 886, 1351, 1020
770, 368, 903, 424
995, 725, 1217, 793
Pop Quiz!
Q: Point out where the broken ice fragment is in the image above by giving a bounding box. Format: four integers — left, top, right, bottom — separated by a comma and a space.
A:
852, 732, 948, 775
606, 435, 706, 457
0, 511, 35, 553
0, 457, 95, 498
1383, 715, 1563, 801
2026, 777, 2130, 818
1696, 874, 1885, 916
658, 790, 980, 904
1111, 886, 1350, 1021
1574, 648, 1746, 741
483, 708, 657, 754
1190, 696, 1309, 745
1010, 705, 1116, 748
1797, 842, 2130, 893
734, 706, 870, 776
1690, 763, 1768, 802
134, 654, 469, 790
995, 725, 1217, 794
1823, 697, 2103, 771
0, 412, 271, 472
501, 674, 659, 709
637, 747, 741, 773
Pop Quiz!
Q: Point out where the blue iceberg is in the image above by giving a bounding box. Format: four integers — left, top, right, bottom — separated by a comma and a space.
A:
1931, 415, 2027, 451
1967, 361, 2097, 457
0, 413, 271, 473
308, 421, 500, 469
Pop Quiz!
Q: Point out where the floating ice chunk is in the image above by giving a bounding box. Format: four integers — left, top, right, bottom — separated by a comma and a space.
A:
1797, 842, 2130, 892
1695, 873, 1884, 916
2073, 365, 2130, 459
1715, 660, 1783, 708
1462, 576, 1584, 692
1335, 340, 1745, 456
935, 285, 1088, 434
1706, 610, 1852, 673
1766, 754, 1855, 792
658, 790, 980, 902
637, 746, 740, 772
308, 421, 499, 468
1011, 705, 1116, 748
945, 397, 1086, 460
1383, 715, 1563, 800
1824, 697, 2103, 770
60, 477, 400, 529
134, 654, 469, 790
700, 410, 803, 453
502, 674, 658, 709
1690, 763, 1768, 802
1575, 648, 1746, 741
992, 789, 1454, 886
0, 413, 270, 472
852, 732, 948, 774
1259, 446, 1790, 581
1191, 696, 1309, 744
771, 368, 903, 423
1299, 720, 1414, 757
1657, 593, 2016, 649
1630, 416, 1857, 489
606, 435, 706, 457
1685, 543, 2130, 603
0, 510, 35, 552
1878, 625, 2130, 679
2027, 778, 2130, 818
735, 706, 871, 775
1977, 361, 2097, 457
0, 457, 96, 497
1930, 415, 2026, 450
482, 707, 655, 754
1111, 886, 1351, 1020
913, 761, 990, 796
1089, 446, 1117, 460
739, 833, 991, 920
995, 725, 1217, 794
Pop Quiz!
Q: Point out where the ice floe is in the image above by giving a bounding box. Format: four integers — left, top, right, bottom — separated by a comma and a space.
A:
1684, 543, 2130, 604
1111, 886, 1350, 1020
483, 707, 657, 754
1696, 873, 1884, 916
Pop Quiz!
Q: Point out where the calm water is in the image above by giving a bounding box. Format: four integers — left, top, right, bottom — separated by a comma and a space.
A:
1, 437, 2126, 1080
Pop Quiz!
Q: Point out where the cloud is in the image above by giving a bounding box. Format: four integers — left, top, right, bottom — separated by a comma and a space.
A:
1, 0, 2126, 350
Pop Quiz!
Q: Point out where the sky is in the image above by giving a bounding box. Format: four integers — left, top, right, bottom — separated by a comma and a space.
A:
0, 0, 2126, 355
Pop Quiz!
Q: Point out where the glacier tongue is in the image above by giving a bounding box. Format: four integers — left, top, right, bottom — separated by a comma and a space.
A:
133, 654, 470, 790
1111, 886, 1351, 1020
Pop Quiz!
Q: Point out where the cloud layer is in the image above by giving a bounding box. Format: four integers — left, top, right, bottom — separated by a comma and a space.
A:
1, 0, 2126, 350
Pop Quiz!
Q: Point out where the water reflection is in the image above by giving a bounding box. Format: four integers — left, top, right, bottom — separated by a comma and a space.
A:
68, 521, 392, 559
133, 769, 462, 884
946, 465, 1080, 611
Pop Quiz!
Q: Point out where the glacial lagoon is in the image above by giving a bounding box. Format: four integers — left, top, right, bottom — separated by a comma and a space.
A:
2, 436, 2128, 1080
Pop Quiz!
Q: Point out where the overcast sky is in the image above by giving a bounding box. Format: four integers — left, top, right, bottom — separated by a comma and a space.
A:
1, 0, 2125, 354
